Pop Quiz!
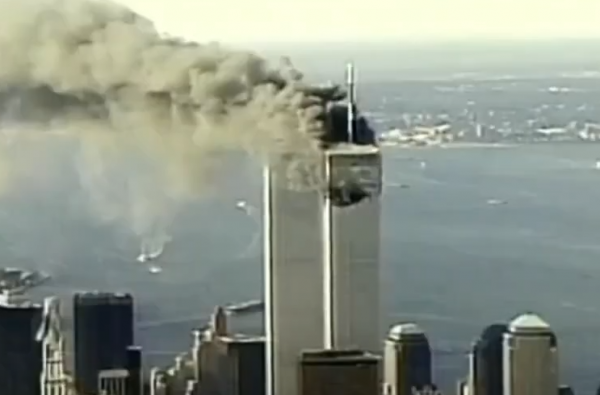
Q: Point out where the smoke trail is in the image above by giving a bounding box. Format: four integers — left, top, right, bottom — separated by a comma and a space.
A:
0, 0, 342, 239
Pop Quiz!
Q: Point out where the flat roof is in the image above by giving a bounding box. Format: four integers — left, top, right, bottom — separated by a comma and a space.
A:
325, 143, 380, 156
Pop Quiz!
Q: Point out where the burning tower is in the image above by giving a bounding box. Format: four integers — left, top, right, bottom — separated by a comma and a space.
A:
264, 63, 382, 395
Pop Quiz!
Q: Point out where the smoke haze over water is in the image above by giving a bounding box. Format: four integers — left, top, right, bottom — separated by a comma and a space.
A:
0, 0, 340, 240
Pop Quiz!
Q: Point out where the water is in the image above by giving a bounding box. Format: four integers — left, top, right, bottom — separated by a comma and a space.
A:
9, 142, 599, 393
3, 73, 600, 392
383, 144, 600, 392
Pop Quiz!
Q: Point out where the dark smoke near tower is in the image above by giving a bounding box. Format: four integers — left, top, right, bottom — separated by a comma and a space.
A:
0, 0, 352, 239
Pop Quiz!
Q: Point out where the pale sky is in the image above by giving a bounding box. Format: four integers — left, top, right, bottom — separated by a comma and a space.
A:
120, 0, 600, 43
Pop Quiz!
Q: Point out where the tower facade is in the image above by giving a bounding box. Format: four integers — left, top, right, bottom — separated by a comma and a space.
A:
263, 161, 326, 395
37, 297, 69, 395
323, 144, 382, 351
502, 313, 558, 395
383, 323, 433, 395
126, 346, 143, 395
470, 324, 508, 395
263, 62, 380, 395
0, 295, 43, 395
73, 292, 134, 395
298, 349, 380, 395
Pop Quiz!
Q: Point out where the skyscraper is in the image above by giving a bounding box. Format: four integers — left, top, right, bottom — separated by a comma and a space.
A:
73, 292, 134, 395
298, 349, 380, 395
322, 62, 381, 352
126, 346, 142, 395
0, 293, 43, 395
322, 144, 381, 351
503, 313, 558, 395
263, 63, 380, 395
37, 296, 69, 395
383, 323, 433, 395
470, 324, 508, 395
217, 334, 266, 395
263, 160, 326, 395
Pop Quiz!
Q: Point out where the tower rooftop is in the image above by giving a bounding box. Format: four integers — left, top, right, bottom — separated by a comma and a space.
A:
325, 143, 380, 156
388, 323, 424, 340
509, 313, 551, 333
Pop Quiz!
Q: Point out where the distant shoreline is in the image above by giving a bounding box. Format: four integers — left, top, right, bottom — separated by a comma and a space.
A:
381, 142, 516, 149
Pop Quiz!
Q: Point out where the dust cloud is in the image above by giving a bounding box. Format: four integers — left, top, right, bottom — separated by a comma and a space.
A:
0, 0, 342, 241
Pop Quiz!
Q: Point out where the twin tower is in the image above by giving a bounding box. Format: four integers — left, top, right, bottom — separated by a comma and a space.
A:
263, 64, 383, 395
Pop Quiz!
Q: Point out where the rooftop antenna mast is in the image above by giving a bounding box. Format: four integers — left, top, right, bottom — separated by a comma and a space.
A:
346, 62, 357, 143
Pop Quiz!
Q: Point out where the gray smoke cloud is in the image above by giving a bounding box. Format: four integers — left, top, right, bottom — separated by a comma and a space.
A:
0, 0, 343, 240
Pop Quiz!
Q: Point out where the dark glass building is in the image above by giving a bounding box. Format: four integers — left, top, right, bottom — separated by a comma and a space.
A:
0, 300, 43, 395
126, 345, 142, 395
298, 349, 380, 395
74, 292, 134, 395
473, 323, 508, 395
384, 323, 433, 395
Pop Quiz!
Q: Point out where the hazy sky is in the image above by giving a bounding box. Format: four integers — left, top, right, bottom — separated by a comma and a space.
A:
120, 0, 600, 43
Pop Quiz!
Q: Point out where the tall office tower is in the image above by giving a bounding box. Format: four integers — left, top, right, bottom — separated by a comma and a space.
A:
0, 293, 43, 395
383, 323, 433, 395
264, 63, 379, 395
37, 297, 69, 395
98, 369, 129, 395
469, 324, 508, 395
125, 346, 142, 395
216, 335, 266, 395
322, 63, 382, 352
466, 341, 478, 394
264, 159, 326, 395
503, 313, 558, 395
298, 349, 380, 395
74, 292, 134, 395
322, 144, 382, 351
